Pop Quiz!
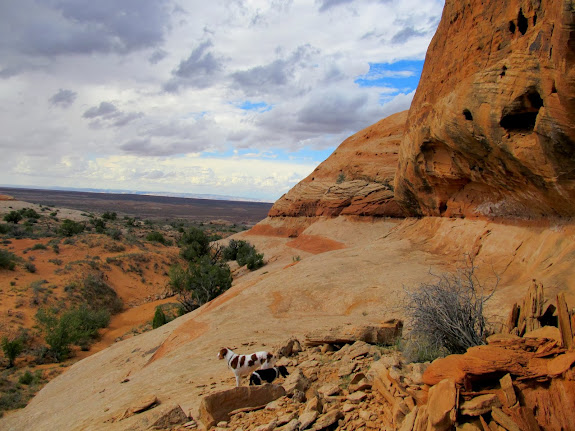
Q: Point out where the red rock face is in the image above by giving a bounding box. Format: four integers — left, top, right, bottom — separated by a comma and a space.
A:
395, 0, 575, 218
268, 111, 407, 218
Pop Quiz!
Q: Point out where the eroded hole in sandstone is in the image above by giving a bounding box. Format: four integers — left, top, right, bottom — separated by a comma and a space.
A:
552, 81, 557, 94
500, 88, 543, 132
533, 13, 537, 26
463, 109, 473, 121
500, 65, 507, 77
518, 9, 528, 35
509, 20, 516, 34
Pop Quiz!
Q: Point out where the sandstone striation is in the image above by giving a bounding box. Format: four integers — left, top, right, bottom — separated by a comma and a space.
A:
268, 111, 407, 219
395, 0, 575, 219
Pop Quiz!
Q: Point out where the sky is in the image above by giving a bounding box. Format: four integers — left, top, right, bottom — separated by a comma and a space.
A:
0, 0, 444, 202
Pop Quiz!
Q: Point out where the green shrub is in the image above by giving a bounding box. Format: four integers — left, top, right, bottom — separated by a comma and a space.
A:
18, 371, 34, 385
237, 244, 264, 270
106, 229, 122, 241
19, 208, 40, 219
146, 231, 166, 244
102, 211, 117, 221
32, 243, 47, 250
169, 256, 232, 312
0, 249, 16, 270
3, 211, 22, 224
91, 218, 106, 233
223, 240, 265, 271
58, 219, 84, 237
35, 305, 111, 362
24, 262, 37, 273
1, 337, 23, 368
222, 239, 248, 261
79, 273, 123, 314
152, 306, 167, 329
179, 227, 210, 262
336, 172, 346, 184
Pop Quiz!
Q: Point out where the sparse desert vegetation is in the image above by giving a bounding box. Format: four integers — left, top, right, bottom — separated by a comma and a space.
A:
0, 192, 262, 416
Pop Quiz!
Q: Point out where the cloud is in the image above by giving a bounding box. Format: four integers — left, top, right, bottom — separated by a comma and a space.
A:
316, 0, 354, 12
391, 26, 428, 44
149, 49, 168, 64
0, 0, 172, 58
0, 0, 446, 201
82, 102, 143, 128
49, 89, 77, 108
83, 102, 118, 119
231, 45, 318, 97
164, 40, 226, 92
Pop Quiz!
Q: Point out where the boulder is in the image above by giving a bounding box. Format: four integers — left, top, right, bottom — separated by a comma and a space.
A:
198, 385, 285, 429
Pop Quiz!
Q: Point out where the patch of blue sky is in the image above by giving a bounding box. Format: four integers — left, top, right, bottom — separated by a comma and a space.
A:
355, 60, 424, 94
237, 100, 272, 112
183, 110, 207, 120
202, 146, 334, 164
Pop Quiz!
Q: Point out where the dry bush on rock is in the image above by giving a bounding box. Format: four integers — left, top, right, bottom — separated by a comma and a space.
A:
403, 258, 497, 360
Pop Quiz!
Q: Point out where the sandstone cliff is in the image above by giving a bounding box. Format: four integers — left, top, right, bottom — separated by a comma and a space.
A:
267, 111, 407, 219
395, 0, 575, 218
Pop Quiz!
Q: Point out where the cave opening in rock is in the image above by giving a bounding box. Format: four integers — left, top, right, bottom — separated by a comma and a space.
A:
518, 9, 528, 35
500, 88, 543, 132
509, 20, 516, 33
463, 109, 473, 121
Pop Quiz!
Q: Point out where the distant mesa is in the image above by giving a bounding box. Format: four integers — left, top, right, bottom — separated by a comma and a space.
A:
0, 194, 15, 201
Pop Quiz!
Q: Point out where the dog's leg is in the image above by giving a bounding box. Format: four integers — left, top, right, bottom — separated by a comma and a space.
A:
235, 374, 240, 387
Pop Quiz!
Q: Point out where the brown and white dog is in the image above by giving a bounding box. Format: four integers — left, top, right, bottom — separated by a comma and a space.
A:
218, 347, 276, 387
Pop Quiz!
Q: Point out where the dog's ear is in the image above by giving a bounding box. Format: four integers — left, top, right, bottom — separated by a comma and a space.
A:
218, 348, 228, 359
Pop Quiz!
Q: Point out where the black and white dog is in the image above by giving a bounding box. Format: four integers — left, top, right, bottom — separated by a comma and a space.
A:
218, 347, 276, 387
249, 365, 289, 386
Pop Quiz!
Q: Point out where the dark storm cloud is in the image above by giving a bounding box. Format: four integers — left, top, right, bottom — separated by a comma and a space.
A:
82, 101, 143, 128
49, 89, 77, 108
231, 45, 317, 96
316, 0, 354, 12
163, 40, 225, 92
0, 0, 172, 59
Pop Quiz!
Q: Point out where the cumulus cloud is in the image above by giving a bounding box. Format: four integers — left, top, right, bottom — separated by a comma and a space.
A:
49, 89, 77, 108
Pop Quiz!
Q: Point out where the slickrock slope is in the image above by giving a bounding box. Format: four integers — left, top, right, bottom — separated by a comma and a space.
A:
3, 216, 575, 430
268, 111, 407, 219
395, 0, 575, 218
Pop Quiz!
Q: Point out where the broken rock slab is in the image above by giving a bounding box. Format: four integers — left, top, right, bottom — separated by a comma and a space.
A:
304, 320, 403, 347
198, 385, 285, 429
